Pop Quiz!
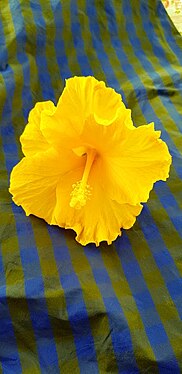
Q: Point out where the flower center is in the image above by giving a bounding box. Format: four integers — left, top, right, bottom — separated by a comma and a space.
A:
70, 148, 96, 210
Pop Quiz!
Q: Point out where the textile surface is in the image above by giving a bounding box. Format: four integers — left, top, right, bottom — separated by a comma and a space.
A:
0, 0, 182, 373
162, 0, 182, 34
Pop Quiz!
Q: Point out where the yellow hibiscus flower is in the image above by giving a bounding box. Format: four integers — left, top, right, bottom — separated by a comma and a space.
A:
9, 76, 171, 246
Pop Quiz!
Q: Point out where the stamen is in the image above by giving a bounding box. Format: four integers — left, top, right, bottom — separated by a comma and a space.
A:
70, 181, 92, 209
70, 149, 96, 209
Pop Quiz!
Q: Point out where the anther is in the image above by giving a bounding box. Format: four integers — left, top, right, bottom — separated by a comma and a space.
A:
70, 149, 97, 209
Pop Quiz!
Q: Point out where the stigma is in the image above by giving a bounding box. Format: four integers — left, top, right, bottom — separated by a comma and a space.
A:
70, 149, 96, 209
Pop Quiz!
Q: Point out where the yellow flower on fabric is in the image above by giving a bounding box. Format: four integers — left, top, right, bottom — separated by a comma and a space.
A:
9, 76, 172, 246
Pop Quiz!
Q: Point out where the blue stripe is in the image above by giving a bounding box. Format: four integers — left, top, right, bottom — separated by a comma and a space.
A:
102, 0, 182, 180
156, 0, 182, 65
1, 2, 182, 373
103, 0, 182, 250
50, 1, 72, 81
0, 16, 60, 371
48, 226, 99, 374
167, 280, 182, 320
70, 0, 92, 76
83, 246, 139, 373
103, 0, 182, 236
155, 182, 182, 238
138, 204, 182, 313
138, 1, 182, 119
29, 1, 55, 101
121, 1, 182, 134
117, 0, 182, 235
9, 1, 33, 119
1, 123, 60, 370
86, 0, 127, 103
116, 233, 180, 373
13, 208, 60, 371
0, 21, 8, 73
0, 246, 22, 373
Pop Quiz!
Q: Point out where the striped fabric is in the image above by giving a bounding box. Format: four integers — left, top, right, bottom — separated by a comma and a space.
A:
0, 0, 182, 373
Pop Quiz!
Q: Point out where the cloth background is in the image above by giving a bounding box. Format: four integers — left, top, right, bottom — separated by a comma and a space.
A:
0, 0, 182, 373
162, 0, 182, 34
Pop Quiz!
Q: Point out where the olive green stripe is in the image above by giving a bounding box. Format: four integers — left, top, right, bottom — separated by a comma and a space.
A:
65, 232, 119, 373
1, 3, 41, 371
133, 0, 182, 128
77, 0, 106, 81
147, 191, 182, 276
23, 367, 40, 374
142, 187, 182, 279
100, 242, 159, 373
19, 0, 43, 103
3, 1, 78, 368
148, 0, 182, 76
147, 0, 182, 136
149, 0, 182, 56
0, 75, 6, 116
1, 1, 24, 160
91, 0, 172, 367
163, 168, 182, 216
115, 0, 182, 149
31, 219, 80, 372
121, 2, 182, 266
61, 1, 81, 76
0, 78, 7, 193
63, 4, 157, 367
106, 1, 182, 270
69, 6, 155, 368
100, 1, 181, 362
104, 0, 181, 294
92, 0, 130, 96
166, 167, 182, 211
113, 1, 182, 153
127, 225, 182, 362
77, 3, 171, 368
39, 0, 63, 101
1, 229, 40, 372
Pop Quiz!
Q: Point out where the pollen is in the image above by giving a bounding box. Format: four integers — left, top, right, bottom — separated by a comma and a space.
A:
70, 181, 92, 209
70, 148, 96, 209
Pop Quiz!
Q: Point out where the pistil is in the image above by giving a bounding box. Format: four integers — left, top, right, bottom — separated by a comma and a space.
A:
70, 149, 96, 209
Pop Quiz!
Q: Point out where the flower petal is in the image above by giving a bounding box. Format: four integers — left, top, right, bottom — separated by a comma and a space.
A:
9, 147, 84, 224
41, 76, 104, 144
79, 109, 135, 156
93, 85, 125, 126
54, 158, 142, 246
58, 76, 106, 129
104, 123, 172, 205
21, 101, 56, 156
41, 76, 129, 150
